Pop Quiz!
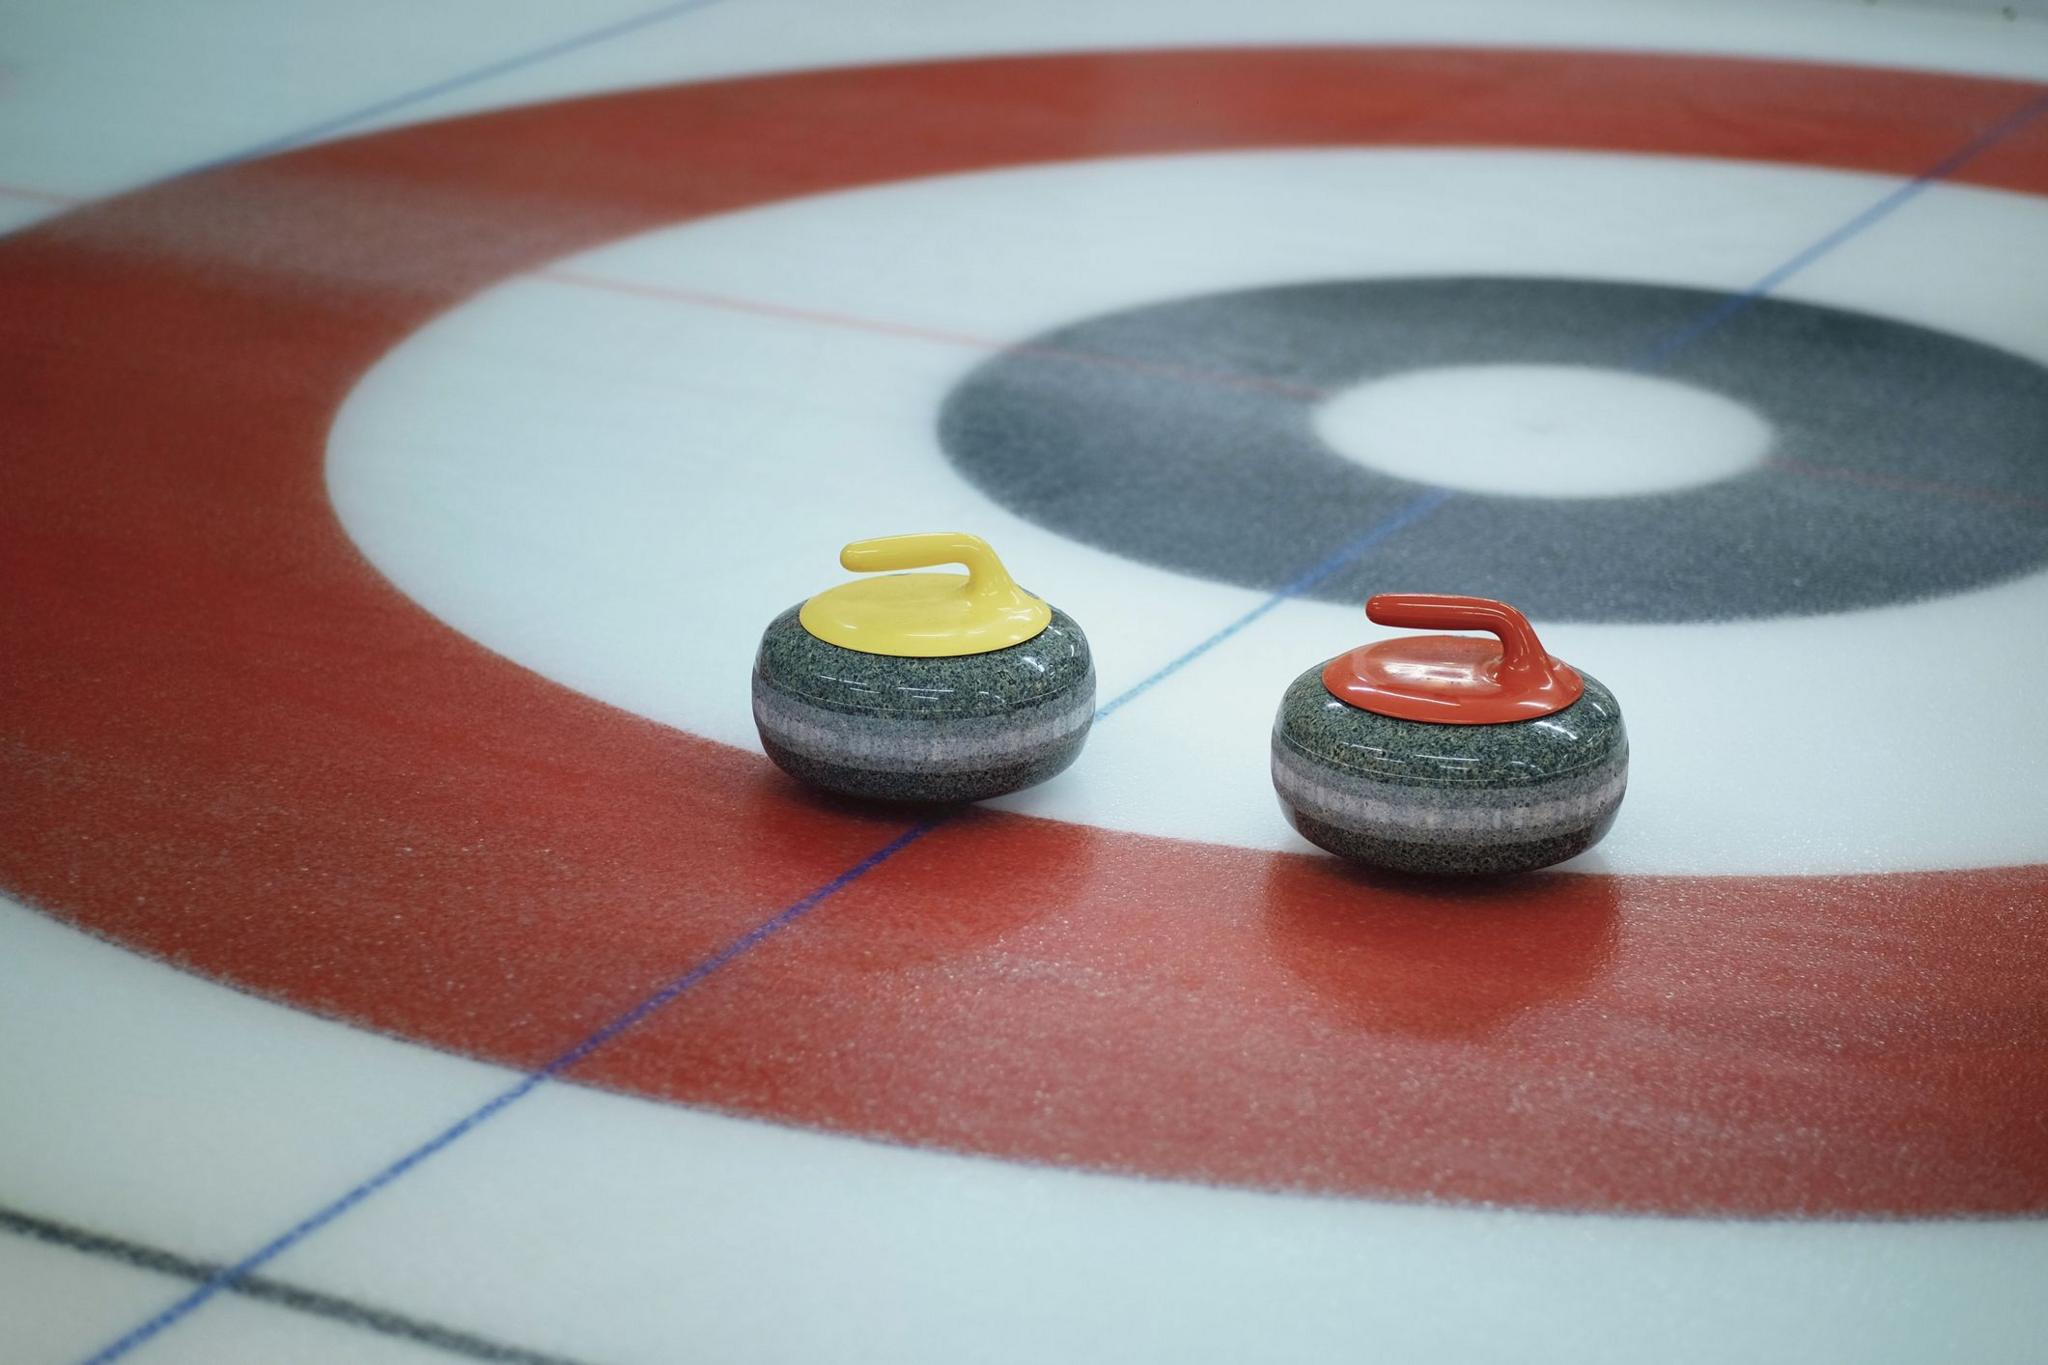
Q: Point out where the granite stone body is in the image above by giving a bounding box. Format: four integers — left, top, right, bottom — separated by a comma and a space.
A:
753, 602, 1094, 803
1271, 665, 1627, 876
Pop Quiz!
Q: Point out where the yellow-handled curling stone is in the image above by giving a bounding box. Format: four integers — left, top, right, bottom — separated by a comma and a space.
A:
753, 533, 1095, 802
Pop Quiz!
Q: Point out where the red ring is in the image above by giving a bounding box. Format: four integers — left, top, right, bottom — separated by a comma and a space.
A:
4, 48, 2045, 1216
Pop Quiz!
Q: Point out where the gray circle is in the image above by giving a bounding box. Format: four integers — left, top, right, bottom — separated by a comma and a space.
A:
937, 277, 2048, 622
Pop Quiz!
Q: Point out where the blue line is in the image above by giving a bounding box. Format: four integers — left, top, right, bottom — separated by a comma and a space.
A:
181, 0, 729, 175
1093, 487, 1456, 721
77, 821, 938, 1365
75, 74, 2048, 1365
1636, 88, 2048, 372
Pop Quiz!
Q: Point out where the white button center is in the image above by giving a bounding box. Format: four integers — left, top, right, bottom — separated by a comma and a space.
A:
1311, 363, 1773, 497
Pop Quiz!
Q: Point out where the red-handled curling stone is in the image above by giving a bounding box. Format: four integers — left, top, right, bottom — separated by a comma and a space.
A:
1272, 594, 1627, 876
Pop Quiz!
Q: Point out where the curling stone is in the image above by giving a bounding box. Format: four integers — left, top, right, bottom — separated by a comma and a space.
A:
1271, 594, 1626, 876
752, 532, 1095, 803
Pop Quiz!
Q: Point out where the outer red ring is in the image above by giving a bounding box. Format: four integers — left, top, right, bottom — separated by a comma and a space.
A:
4, 48, 2045, 1217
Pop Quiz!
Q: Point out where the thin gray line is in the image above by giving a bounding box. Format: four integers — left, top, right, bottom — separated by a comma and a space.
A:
0, 1204, 596, 1365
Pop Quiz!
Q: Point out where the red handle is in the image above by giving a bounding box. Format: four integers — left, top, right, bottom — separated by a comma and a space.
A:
1329, 594, 1581, 722
1366, 594, 1549, 679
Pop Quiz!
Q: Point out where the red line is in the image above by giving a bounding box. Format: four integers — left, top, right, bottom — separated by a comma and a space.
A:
542, 267, 2048, 518
536, 266, 1327, 400
0, 181, 80, 206
4, 192, 2035, 513
1776, 455, 2048, 514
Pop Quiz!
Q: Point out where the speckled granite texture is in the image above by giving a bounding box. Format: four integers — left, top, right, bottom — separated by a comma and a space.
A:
753, 602, 1094, 802
1271, 664, 1627, 875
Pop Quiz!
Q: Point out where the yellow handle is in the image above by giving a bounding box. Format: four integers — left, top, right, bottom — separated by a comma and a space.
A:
839, 533, 1018, 602
800, 532, 1051, 657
